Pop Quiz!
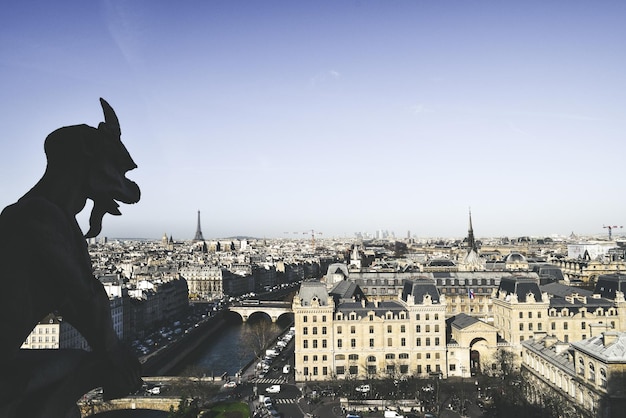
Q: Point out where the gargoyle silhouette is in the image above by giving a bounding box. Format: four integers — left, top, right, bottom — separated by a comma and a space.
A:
0, 99, 142, 417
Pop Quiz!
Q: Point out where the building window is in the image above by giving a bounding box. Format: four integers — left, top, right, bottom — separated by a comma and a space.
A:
349, 354, 358, 361
337, 326, 342, 334
588, 363, 595, 382
313, 315, 317, 322
313, 367, 318, 375
426, 338, 431, 346
600, 368, 607, 388
303, 316, 308, 323
303, 327, 308, 335
582, 322, 586, 330
313, 327, 318, 335
399, 353, 409, 359
313, 355, 318, 362
537, 323, 542, 331
578, 358, 585, 376
304, 355, 308, 362
416, 314, 420, 320
303, 340, 308, 349
349, 365, 358, 375
369, 338, 375, 347
435, 337, 440, 346
564, 322, 568, 330
400, 365, 409, 374
322, 315, 327, 322
416, 325, 421, 333
351, 339, 356, 348
385, 353, 395, 360
336, 366, 345, 375
322, 339, 327, 348
450, 364, 456, 371
401, 337, 406, 347
387, 325, 392, 333
370, 326, 375, 334
416, 338, 421, 346
351, 326, 356, 334
304, 367, 309, 376
387, 338, 392, 347
337, 339, 343, 348
322, 355, 327, 361
401, 325, 406, 333
322, 326, 327, 335
435, 324, 439, 332
519, 323, 524, 331
367, 365, 376, 375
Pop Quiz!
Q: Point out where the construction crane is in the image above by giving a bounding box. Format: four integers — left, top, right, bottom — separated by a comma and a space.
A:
303, 229, 323, 248
603, 225, 623, 240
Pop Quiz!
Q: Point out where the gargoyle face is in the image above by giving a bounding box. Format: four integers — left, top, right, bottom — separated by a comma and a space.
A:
84, 99, 140, 238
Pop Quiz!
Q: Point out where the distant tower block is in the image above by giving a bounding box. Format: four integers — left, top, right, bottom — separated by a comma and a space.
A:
193, 210, 205, 242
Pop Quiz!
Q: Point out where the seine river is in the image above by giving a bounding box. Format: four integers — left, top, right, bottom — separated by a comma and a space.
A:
173, 313, 293, 377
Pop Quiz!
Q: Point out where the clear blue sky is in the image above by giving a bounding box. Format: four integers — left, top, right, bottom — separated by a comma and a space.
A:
1, 1, 625, 240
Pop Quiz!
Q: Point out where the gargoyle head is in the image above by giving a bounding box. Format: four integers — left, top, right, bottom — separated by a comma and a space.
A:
43, 98, 140, 238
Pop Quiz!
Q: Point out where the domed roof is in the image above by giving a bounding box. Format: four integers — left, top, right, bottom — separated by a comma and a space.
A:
505, 252, 527, 263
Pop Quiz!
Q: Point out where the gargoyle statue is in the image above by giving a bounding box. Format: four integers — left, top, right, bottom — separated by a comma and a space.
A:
0, 98, 143, 417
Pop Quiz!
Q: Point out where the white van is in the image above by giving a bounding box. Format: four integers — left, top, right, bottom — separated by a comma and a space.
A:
282, 364, 291, 374
384, 411, 404, 418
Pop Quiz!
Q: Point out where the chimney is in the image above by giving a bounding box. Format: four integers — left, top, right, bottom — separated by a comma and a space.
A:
603, 331, 619, 347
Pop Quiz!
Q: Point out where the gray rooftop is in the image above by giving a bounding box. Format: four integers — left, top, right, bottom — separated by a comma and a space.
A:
572, 332, 626, 363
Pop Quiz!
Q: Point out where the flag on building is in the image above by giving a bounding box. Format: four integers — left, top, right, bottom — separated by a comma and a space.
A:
468, 289, 475, 299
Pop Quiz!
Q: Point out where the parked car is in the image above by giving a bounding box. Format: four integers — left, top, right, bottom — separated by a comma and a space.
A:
355, 384, 370, 393
223, 381, 237, 388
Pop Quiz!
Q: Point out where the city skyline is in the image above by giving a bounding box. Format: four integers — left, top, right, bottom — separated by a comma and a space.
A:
2, 1, 626, 240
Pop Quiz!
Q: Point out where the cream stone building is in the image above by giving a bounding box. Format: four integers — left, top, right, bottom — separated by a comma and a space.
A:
293, 280, 448, 382
522, 332, 626, 418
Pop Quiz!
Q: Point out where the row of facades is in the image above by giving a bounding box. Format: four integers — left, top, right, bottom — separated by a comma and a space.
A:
292, 264, 626, 417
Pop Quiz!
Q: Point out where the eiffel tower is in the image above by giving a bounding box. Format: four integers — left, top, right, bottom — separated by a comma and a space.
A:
193, 210, 205, 242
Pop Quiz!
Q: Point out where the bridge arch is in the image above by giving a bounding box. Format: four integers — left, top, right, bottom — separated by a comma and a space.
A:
228, 301, 293, 323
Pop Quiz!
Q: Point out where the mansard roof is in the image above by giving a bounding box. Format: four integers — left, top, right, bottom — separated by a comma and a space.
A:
337, 300, 406, 316
329, 279, 366, 304
401, 279, 440, 304
298, 280, 330, 306
497, 276, 542, 302
594, 274, 626, 300
326, 263, 350, 278
541, 282, 613, 310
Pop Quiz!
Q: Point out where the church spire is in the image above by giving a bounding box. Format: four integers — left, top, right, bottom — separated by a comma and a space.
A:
467, 208, 478, 253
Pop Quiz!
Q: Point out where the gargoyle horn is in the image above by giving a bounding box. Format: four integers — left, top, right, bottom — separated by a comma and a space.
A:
99, 97, 121, 139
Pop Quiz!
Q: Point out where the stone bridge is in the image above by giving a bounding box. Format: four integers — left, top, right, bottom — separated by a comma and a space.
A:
229, 300, 293, 322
